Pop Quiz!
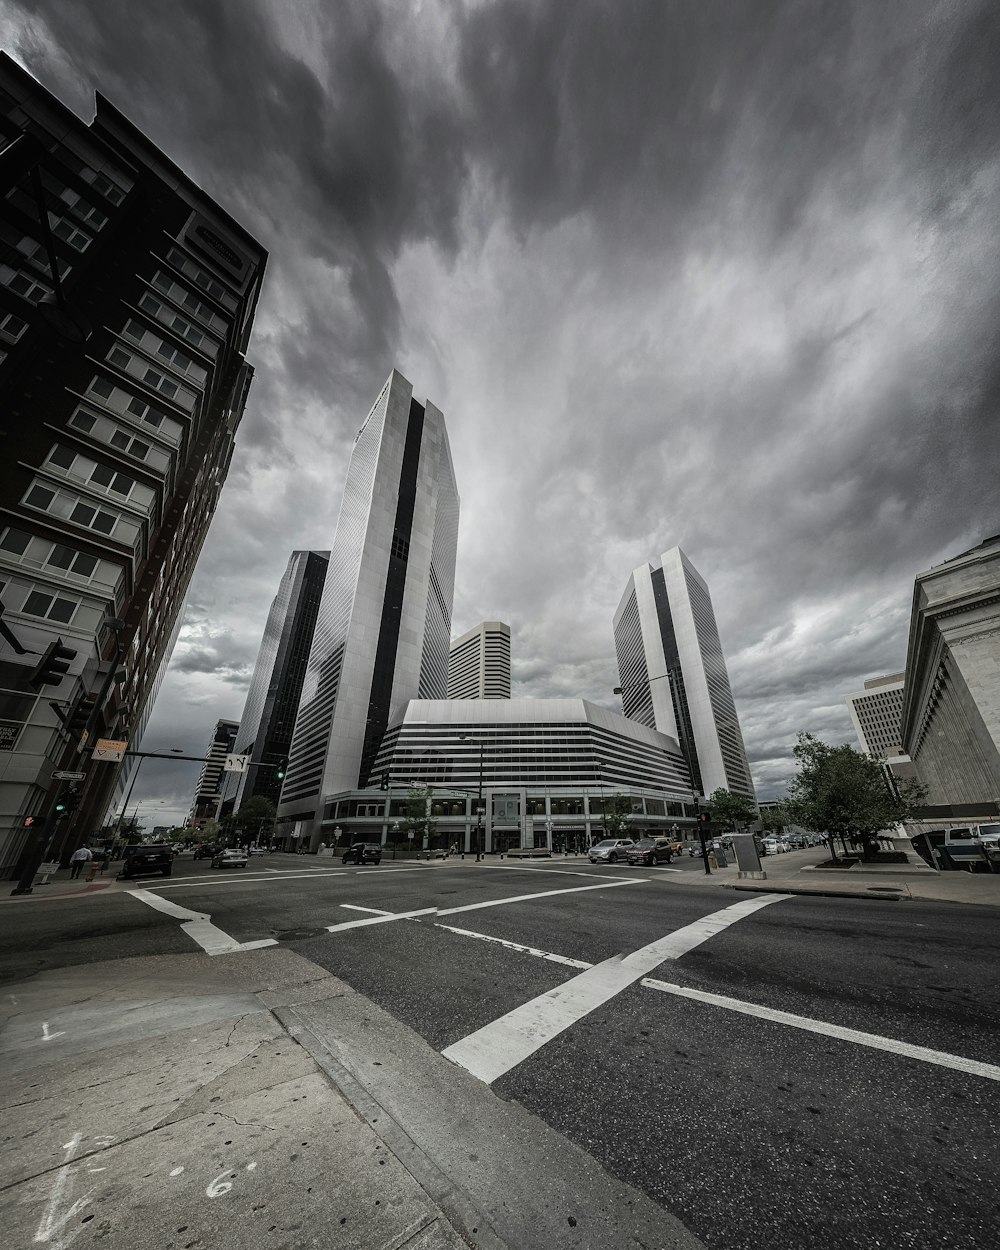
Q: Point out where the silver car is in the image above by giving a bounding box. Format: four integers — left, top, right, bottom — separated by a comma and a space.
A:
588, 838, 635, 864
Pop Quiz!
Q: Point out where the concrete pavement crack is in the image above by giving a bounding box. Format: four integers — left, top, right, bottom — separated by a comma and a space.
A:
213, 1110, 274, 1131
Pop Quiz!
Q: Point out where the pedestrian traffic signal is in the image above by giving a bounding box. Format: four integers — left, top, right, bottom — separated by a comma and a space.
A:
28, 638, 77, 690
698, 812, 711, 824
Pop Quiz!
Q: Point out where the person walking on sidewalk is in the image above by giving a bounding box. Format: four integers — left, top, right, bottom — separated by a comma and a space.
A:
69, 846, 93, 879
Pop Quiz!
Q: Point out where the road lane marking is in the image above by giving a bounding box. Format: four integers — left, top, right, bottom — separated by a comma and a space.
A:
435, 923, 593, 969
437, 878, 645, 915
340, 905, 395, 915
41, 1021, 66, 1041
640, 978, 1000, 1084
127, 888, 278, 956
137, 870, 349, 889
474, 864, 629, 880
325, 907, 437, 932
441, 894, 786, 1083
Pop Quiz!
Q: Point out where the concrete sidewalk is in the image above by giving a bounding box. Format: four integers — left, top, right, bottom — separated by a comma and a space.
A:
0, 946, 704, 1250
667, 856, 1000, 907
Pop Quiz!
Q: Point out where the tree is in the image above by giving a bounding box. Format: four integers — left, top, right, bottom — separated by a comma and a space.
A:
706, 788, 758, 832
759, 805, 790, 834
400, 786, 437, 848
784, 733, 925, 861
231, 796, 277, 846
603, 793, 634, 839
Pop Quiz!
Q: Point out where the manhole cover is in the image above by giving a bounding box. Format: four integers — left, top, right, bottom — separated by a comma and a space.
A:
273, 927, 327, 941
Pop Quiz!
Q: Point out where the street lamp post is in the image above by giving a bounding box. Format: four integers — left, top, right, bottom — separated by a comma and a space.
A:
460, 735, 485, 862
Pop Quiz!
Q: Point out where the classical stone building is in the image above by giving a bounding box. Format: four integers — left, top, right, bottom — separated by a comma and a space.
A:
900, 535, 1000, 811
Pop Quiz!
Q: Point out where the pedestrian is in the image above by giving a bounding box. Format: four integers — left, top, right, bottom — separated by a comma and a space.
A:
96, 847, 109, 874
69, 845, 93, 879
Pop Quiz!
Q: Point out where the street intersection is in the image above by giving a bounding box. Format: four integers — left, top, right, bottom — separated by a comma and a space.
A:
1, 853, 998, 1250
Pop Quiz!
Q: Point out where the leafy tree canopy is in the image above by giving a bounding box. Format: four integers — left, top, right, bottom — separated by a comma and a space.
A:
234, 796, 277, 823
603, 793, 634, 838
706, 788, 758, 831
784, 733, 925, 857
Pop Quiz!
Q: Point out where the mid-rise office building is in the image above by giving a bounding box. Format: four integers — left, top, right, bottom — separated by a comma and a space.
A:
614, 547, 755, 800
900, 535, 1000, 810
313, 697, 694, 854
188, 718, 238, 829
232, 550, 329, 809
448, 620, 511, 699
0, 57, 267, 874
277, 370, 459, 844
845, 673, 906, 759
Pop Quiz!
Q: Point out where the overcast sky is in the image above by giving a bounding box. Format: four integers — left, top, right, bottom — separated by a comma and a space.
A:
5, 0, 999, 821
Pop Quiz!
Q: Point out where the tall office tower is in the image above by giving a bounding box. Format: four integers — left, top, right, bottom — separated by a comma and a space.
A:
232, 550, 329, 810
0, 57, 266, 874
614, 547, 755, 800
188, 719, 239, 829
448, 620, 511, 699
846, 673, 906, 759
277, 370, 459, 841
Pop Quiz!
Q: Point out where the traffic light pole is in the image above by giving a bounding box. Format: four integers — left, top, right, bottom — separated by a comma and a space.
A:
11, 641, 125, 895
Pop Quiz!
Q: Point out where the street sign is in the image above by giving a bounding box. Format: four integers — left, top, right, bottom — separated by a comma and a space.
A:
93, 738, 127, 762
0, 724, 19, 751
224, 753, 251, 773
53, 770, 86, 781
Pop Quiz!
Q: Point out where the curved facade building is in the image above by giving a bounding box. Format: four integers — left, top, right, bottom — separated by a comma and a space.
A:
313, 697, 696, 854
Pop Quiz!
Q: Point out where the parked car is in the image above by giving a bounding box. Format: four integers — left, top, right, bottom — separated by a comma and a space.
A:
247, 845, 267, 855
626, 837, 674, 866
212, 848, 249, 869
588, 838, 635, 864
761, 838, 781, 856
342, 842, 382, 865
119, 843, 172, 879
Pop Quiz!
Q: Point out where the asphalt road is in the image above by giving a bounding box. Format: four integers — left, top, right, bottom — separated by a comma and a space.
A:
2, 852, 998, 1250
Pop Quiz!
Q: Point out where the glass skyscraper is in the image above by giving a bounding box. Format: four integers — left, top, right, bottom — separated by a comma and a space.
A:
614, 547, 755, 801
276, 370, 459, 844
232, 549, 329, 810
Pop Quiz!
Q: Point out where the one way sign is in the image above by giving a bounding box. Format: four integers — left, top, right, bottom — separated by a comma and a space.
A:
224, 753, 251, 773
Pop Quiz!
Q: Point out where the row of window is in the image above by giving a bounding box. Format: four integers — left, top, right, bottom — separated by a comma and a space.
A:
120, 319, 208, 384
105, 344, 198, 411
0, 526, 100, 579
69, 408, 153, 463
87, 375, 175, 434
24, 481, 119, 537
46, 443, 138, 501
138, 292, 218, 356
151, 269, 228, 334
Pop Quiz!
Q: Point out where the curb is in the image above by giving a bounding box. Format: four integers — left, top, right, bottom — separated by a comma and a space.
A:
275, 1004, 509, 1250
725, 882, 907, 902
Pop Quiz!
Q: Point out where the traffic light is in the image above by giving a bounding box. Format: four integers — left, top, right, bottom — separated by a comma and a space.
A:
379, 772, 389, 791
275, 757, 287, 780
28, 638, 77, 690
67, 691, 97, 740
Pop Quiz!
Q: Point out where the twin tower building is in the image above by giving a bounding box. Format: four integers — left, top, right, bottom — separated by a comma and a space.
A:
235, 369, 753, 853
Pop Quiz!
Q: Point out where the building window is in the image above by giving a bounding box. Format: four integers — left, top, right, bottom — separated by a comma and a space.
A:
23, 589, 78, 624
69, 501, 117, 535
0, 527, 31, 555
70, 410, 96, 434
45, 544, 98, 577
0, 309, 28, 342
24, 484, 55, 510
48, 444, 78, 471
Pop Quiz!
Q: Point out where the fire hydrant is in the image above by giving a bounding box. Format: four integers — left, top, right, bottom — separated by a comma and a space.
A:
85, 863, 99, 882
708, 850, 718, 870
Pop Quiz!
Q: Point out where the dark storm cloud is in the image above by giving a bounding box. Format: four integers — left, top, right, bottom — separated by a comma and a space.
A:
5, 0, 998, 807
